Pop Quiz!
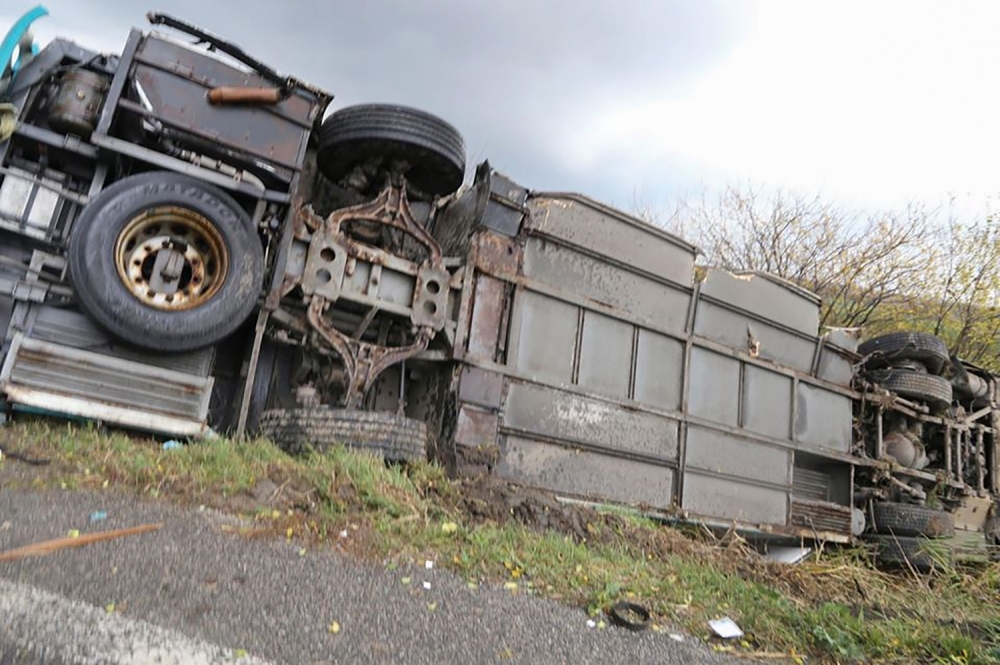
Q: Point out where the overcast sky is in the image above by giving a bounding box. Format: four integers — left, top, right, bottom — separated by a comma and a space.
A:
6, 1, 1000, 219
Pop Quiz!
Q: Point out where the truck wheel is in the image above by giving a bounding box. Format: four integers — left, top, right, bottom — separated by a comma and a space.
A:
317, 104, 466, 198
259, 406, 429, 464
871, 502, 955, 538
858, 332, 949, 375
864, 534, 951, 573
69, 172, 264, 353
865, 369, 952, 408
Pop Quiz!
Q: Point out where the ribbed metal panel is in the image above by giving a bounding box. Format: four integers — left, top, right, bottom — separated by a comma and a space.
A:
790, 499, 852, 535
793, 467, 831, 502
29, 306, 214, 376
5, 337, 212, 420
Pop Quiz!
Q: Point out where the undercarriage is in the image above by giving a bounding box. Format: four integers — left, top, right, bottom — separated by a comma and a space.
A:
1, 8, 997, 569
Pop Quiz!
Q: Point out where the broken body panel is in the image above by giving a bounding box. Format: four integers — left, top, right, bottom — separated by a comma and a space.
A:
0, 10, 995, 557
441, 171, 864, 544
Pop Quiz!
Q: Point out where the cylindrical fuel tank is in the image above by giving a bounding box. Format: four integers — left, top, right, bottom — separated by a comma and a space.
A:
47, 68, 110, 138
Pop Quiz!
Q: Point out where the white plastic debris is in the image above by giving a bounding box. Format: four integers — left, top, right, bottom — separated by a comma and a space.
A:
425, 560, 434, 570
708, 617, 744, 639
422, 581, 431, 590
763, 546, 812, 564
669, 633, 684, 642
339, 530, 348, 539
586, 620, 596, 628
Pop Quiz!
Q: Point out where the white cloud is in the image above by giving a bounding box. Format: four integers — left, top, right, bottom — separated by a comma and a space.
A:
571, 0, 1000, 214
6, 1, 1000, 219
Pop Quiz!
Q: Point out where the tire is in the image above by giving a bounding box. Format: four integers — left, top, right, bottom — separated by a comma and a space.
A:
259, 406, 428, 463
871, 502, 955, 538
858, 332, 949, 375
865, 368, 952, 407
865, 534, 952, 573
318, 104, 466, 197
68, 172, 264, 352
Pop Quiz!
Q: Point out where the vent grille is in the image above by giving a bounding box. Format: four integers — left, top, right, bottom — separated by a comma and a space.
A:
5, 337, 212, 420
791, 499, 852, 535
793, 467, 831, 502
30, 306, 214, 377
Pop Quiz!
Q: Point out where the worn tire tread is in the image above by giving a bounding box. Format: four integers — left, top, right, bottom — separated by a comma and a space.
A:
866, 369, 953, 406
317, 104, 466, 196
865, 534, 952, 573
259, 407, 428, 463
871, 502, 955, 538
858, 332, 949, 375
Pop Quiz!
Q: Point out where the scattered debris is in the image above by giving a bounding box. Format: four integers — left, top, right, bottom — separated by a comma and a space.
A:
327, 621, 340, 634
424, 560, 434, 570
89, 511, 107, 523
339, 530, 348, 539
0, 523, 163, 562
607, 600, 651, 632
401, 577, 411, 585
762, 546, 811, 565
586, 619, 596, 629
422, 581, 431, 590
708, 617, 744, 640
162, 440, 182, 451
441, 521, 458, 534
0, 446, 50, 465
669, 633, 685, 642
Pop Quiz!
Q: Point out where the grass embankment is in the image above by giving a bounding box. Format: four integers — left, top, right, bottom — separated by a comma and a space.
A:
1, 419, 999, 664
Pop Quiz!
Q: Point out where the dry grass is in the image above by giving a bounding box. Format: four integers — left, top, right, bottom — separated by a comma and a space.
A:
2, 418, 999, 664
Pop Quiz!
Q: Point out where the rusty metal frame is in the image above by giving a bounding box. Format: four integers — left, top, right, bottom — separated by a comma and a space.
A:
290, 181, 449, 408
307, 298, 432, 409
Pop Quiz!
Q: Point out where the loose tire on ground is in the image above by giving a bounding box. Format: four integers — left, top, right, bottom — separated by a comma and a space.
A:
68, 171, 264, 352
871, 502, 955, 538
259, 406, 428, 464
864, 534, 952, 573
858, 332, 950, 375
865, 368, 953, 407
317, 104, 466, 197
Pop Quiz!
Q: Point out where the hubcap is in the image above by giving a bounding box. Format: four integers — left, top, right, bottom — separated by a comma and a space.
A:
114, 206, 229, 311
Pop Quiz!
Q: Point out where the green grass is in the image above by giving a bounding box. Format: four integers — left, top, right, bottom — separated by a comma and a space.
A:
2, 419, 1000, 664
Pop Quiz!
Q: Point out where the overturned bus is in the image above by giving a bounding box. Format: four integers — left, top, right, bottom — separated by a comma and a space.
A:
0, 8, 996, 569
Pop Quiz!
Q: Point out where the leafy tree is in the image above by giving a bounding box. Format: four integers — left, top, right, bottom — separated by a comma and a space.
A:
641, 185, 1000, 370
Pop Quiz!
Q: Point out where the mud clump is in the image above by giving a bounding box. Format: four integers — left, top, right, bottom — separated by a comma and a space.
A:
448, 474, 708, 561
455, 475, 601, 542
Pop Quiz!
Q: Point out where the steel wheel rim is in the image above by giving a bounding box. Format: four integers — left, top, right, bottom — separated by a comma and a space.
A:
114, 206, 229, 311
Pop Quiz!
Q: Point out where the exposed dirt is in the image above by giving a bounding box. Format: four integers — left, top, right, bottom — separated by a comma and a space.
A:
454, 475, 607, 541
440, 473, 715, 563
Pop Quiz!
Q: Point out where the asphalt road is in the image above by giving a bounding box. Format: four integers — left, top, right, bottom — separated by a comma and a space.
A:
0, 488, 735, 665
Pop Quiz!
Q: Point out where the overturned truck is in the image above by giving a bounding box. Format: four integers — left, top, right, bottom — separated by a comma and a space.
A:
1, 9, 996, 568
